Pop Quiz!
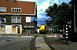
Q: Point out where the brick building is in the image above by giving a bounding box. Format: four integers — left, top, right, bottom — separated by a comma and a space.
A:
0, 0, 37, 34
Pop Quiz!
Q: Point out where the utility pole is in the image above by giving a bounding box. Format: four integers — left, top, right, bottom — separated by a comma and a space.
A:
74, 4, 76, 32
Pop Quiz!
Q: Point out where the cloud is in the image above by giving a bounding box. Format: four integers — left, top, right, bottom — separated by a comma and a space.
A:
37, 0, 52, 20
54, 0, 59, 4
37, 0, 52, 12
37, 11, 47, 20
36, 0, 45, 5
37, 15, 47, 20
39, 13, 46, 16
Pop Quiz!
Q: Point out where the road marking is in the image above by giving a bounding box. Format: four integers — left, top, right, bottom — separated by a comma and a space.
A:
54, 34, 57, 37
60, 34, 63, 37
47, 34, 63, 38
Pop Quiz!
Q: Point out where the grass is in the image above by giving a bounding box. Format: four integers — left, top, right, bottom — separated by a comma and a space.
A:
46, 37, 69, 45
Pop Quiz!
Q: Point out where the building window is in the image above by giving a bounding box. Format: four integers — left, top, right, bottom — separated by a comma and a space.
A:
0, 7, 7, 12
12, 26, 16, 33
0, 26, 5, 32
12, 16, 21, 23
11, 8, 22, 12
0, 17, 6, 23
26, 17, 31, 22
26, 29, 32, 34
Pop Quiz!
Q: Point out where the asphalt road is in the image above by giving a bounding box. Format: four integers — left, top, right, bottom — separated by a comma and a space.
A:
0, 36, 34, 50
1, 34, 77, 50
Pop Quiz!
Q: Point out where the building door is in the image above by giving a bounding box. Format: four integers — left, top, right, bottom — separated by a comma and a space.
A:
17, 26, 20, 34
12, 26, 16, 34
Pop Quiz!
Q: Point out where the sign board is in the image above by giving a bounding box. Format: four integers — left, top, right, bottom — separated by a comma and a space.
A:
26, 17, 31, 22
24, 25, 34, 28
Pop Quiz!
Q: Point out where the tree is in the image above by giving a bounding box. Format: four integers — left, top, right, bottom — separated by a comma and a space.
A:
45, 18, 53, 26
46, 3, 59, 26
45, 2, 71, 28
69, 0, 77, 5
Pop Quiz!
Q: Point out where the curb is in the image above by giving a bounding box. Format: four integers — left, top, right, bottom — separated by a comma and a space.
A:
0, 36, 34, 38
30, 34, 38, 50
43, 36, 55, 50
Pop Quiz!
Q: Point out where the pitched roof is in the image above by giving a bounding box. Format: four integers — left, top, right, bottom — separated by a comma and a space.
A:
0, 1, 36, 15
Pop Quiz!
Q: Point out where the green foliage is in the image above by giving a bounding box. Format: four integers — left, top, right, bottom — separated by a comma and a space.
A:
45, 2, 71, 27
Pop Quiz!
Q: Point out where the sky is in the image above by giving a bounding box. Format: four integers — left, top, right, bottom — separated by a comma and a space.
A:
18, 0, 71, 27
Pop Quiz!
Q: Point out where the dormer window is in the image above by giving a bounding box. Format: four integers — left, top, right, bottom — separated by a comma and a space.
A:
0, 7, 7, 12
11, 8, 22, 12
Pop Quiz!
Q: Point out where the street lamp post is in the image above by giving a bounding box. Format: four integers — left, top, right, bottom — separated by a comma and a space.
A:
74, 4, 76, 32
